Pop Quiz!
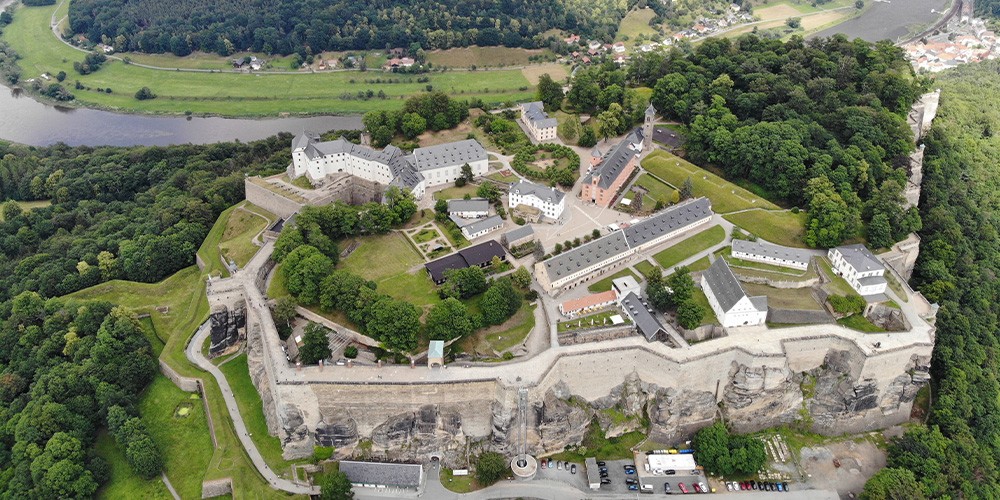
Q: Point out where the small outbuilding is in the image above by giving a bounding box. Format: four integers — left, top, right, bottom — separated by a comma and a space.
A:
585, 457, 601, 490
428, 340, 444, 368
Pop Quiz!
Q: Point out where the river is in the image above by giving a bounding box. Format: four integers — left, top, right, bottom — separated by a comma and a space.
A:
0, 86, 362, 147
811, 0, 953, 43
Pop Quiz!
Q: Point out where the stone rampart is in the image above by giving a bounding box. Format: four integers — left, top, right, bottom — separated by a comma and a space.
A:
244, 178, 304, 220
159, 359, 200, 392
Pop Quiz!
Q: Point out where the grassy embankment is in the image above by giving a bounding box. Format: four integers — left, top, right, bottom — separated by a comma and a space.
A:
3, 3, 535, 116
68, 205, 304, 499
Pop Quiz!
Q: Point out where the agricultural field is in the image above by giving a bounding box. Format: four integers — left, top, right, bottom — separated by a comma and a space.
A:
640, 150, 779, 213
0, 199, 51, 221
616, 8, 659, 44
723, 209, 808, 248
425, 46, 555, 68
651, 225, 726, 269
3, 4, 534, 116
521, 63, 570, 85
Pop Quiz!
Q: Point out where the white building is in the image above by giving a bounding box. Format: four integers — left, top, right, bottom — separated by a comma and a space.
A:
451, 214, 504, 240
828, 244, 888, 296
447, 198, 490, 218
508, 180, 566, 220
701, 258, 768, 328
519, 102, 558, 142
731, 239, 812, 271
290, 133, 488, 199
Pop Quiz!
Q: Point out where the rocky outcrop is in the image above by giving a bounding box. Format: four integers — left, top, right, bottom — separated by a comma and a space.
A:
315, 413, 360, 448
366, 405, 468, 464
534, 386, 592, 455
647, 386, 717, 443
723, 363, 801, 433
209, 303, 246, 356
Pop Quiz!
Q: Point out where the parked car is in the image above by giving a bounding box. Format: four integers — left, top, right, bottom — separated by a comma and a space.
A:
557, 461, 562, 470
599, 467, 608, 473
600, 472, 608, 478
783, 482, 790, 491
693, 483, 701, 493
628, 484, 639, 491
570, 464, 576, 474
678, 483, 688, 494
664, 469, 676, 475
600, 478, 611, 485
597, 460, 606, 466
741, 482, 749, 490
777, 482, 784, 492
625, 478, 637, 485
699, 482, 708, 493
563, 461, 569, 470
751, 481, 758, 490
540, 459, 546, 469
664, 483, 672, 494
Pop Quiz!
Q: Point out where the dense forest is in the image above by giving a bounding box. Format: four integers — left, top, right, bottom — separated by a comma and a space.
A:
0, 297, 159, 496
861, 62, 1000, 499
0, 136, 291, 303
67, 0, 631, 56
623, 35, 923, 248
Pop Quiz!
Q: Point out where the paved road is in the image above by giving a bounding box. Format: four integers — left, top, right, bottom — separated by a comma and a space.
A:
186, 321, 320, 496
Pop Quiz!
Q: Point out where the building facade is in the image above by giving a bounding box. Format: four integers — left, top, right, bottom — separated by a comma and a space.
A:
731, 239, 812, 271
508, 180, 566, 220
520, 101, 558, 142
828, 244, 888, 296
290, 133, 488, 199
447, 198, 490, 218
581, 130, 643, 208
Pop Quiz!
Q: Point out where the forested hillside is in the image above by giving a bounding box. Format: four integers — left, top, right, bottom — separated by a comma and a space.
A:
67, 0, 630, 55
629, 35, 923, 247
0, 136, 290, 303
863, 62, 1000, 498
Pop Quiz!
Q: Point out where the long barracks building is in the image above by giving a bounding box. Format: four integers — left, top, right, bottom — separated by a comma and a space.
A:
535, 197, 713, 294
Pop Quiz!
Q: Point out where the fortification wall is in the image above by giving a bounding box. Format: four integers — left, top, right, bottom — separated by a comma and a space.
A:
245, 179, 304, 219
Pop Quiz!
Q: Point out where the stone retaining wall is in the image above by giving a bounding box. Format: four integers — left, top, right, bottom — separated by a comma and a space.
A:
200, 478, 233, 499
245, 178, 304, 220
159, 359, 200, 392
557, 325, 635, 346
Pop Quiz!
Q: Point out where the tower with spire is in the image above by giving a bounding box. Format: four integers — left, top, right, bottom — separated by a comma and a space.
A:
643, 103, 657, 151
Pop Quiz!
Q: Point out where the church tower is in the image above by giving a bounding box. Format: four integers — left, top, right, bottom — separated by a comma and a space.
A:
643, 103, 656, 151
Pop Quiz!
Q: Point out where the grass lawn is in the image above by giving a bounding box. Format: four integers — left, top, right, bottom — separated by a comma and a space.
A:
685, 256, 712, 273
219, 355, 289, 470
440, 468, 479, 493
616, 8, 659, 45
0, 199, 51, 221
138, 376, 214, 500
634, 260, 658, 279
4, 4, 534, 116
433, 184, 479, 201
838, 314, 886, 333
218, 204, 273, 268
743, 282, 824, 311
268, 264, 291, 299
651, 225, 726, 269
588, 268, 640, 293
425, 46, 553, 67
458, 303, 536, 356
413, 228, 440, 243
198, 204, 239, 278
817, 257, 857, 297
557, 310, 630, 332
723, 209, 809, 248
634, 173, 678, 207
486, 171, 519, 183
690, 288, 720, 326
436, 221, 471, 249
95, 431, 173, 500
641, 151, 779, 213
340, 232, 441, 308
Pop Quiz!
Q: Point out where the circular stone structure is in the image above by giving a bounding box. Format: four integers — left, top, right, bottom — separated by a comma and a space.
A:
510, 455, 538, 480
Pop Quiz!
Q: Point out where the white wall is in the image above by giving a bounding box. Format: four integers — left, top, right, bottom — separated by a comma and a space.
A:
731, 250, 809, 271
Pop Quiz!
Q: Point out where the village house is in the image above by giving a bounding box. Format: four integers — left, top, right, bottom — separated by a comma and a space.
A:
508, 180, 566, 220
701, 258, 768, 328
519, 101, 558, 142
828, 244, 888, 297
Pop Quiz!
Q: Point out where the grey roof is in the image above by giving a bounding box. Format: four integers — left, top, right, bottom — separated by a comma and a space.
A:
585, 457, 600, 486
835, 244, 885, 274
388, 155, 424, 190
412, 139, 487, 171
428, 340, 444, 359
620, 292, 665, 341
425, 240, 508, 283
522, 101, 559, 129
509, 180, 565, 204
623, 198, 712, 248
462, 215, 503, 235
292, 131, 319, 151
447, 198, 490, 214
339, 461, 422, 488
590, 145, 602, 157
645, 102, 657, 116
584, 129, 644, 189
731, 239, 812, 265
702, 258, 766, 314
542, 198, 712, 283
750, 295, 769, 311
858, 275, 888, 286
292, 132, 424, 190
543, 231, 630, 281
503, 225, 535, 242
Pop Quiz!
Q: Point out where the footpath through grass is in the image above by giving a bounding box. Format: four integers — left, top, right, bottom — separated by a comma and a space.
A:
4, 4, 534, 116
219, 355, 291, 471
652, 225, 726, 269
641, 151, 779, 213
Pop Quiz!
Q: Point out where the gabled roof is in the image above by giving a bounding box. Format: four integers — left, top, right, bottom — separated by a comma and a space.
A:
561, 290, 617, 313
543, 231, 630, 281
703, 258, 766, 314
458, 240, 506, 267
509, 180, 565, 204
412, 139, 487, 171
522, 101, 559, 129
447, 198, 490, 213
623, 198, 712, 248
339, 461, 422, 488
834, 244, 885, 274
645, 103, 657, 117
731, 239, 812, 266
503, 225, 535, 242
584, 129, 644, 189
620, 292, 665, 341
461, 215, 503, 235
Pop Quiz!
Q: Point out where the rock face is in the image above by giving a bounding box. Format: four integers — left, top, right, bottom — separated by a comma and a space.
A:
647, 386, 717, 443
364, 405, 468, 464
723, 363, 802, 433
209, 304, 246, 356
534, 388, 592, 455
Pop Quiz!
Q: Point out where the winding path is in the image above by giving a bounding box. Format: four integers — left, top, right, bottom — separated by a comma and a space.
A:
186, 320, 319, 496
